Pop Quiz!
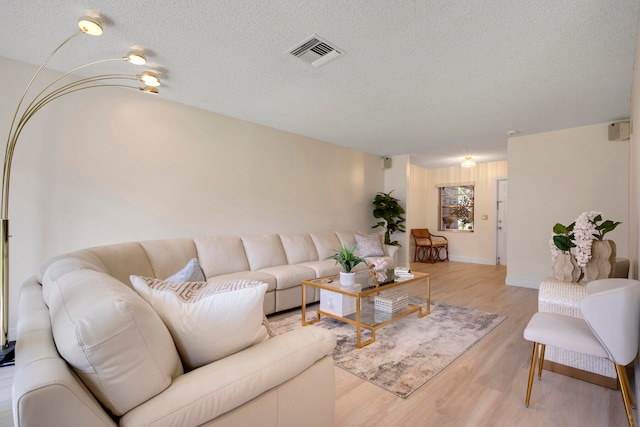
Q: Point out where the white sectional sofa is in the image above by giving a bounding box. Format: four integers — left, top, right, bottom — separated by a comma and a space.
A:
13, 230, 396, 427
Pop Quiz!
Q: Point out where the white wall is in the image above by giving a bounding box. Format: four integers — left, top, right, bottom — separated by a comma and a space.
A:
507, 123, 630, 288
629, 16, 640, 280
629, 12, 640, 410
0, 56, 385, 336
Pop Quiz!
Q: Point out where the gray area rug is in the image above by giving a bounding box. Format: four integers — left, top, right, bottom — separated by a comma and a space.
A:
269, 300, 506, 398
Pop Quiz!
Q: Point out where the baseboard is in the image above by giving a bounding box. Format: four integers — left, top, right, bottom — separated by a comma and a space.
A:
505, 276, 540, 289
448, 256, 495, 265
543, 360, 618, 389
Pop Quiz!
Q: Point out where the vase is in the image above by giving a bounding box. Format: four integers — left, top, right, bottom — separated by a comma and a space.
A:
340, 271, 356, 287
552, 253, 582, 282
585, 240, 617, 281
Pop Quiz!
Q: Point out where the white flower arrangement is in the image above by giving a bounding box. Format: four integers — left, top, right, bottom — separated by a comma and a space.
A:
573, 211, 600, 267
550, 211, 621, 268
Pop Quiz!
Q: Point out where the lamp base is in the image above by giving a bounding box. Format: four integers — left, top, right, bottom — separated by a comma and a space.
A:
0, 341, 15, 367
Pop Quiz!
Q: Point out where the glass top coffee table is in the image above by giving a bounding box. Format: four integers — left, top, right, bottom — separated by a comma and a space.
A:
301, 270, 430, 348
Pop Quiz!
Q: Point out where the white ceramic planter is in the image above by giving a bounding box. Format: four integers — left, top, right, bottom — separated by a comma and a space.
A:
340, 271, 356, 287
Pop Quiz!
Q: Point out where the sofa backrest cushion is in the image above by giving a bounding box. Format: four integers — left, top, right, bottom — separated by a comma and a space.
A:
279, 233, 319, 265
241, 234, 288, 271
83, 242, 156, 285
46, 269, 183, 416
130, 277, 270, 371
193, 236, 251, 277
309, 232, 341, 260
139, 238, 199, 279
41, 251, 110, 306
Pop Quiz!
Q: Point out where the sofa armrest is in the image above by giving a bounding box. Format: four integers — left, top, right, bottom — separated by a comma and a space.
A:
385, 245, 399, 264
14, 279, 117, 427
120, 326, 336, 427
538, 278, 587, 319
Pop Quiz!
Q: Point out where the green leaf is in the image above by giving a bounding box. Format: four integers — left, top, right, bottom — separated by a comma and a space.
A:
553, 235, 574, 252
552, 223, 568, 234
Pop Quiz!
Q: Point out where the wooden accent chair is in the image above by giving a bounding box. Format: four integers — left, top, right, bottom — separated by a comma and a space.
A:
523, 279, 640, 427
411, 229, 449, 263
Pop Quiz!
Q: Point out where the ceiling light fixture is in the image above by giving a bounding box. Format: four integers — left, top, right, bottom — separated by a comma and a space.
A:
78, 16, 103, 36
0, 14, 166, 365
140, 86, 159, 94
127, 51, 147, 65
461, 156, 476, 168
140, 71, 160, 87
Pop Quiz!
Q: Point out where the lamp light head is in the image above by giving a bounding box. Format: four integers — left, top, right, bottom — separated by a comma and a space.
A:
461, 156, 476, 168
78, 17, 103, 36
140, 86, 159, 94
127, 52, 147, 65
139, 71, 160, 87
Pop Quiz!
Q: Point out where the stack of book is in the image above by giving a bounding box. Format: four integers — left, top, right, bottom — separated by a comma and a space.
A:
394, 267, 414, 280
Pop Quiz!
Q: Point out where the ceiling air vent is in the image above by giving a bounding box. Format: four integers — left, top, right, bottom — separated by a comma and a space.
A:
287, 35, 343, 67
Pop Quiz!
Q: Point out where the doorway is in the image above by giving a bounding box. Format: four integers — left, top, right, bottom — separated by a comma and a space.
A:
496, 178, 508, 265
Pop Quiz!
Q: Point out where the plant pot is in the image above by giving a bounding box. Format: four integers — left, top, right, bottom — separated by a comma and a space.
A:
585, 240, 617, 281
340, 271, 356, 287
552, 253, 583, 282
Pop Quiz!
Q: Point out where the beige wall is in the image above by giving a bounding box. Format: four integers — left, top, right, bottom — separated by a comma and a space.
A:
507, 123, 630, 288
408, 161, 508, 265
629, 16, 640, 280
383, 155, 410, 266
1, 56, 385, 336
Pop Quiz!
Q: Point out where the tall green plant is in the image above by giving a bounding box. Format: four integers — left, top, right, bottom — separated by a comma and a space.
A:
372, 190, 406, 246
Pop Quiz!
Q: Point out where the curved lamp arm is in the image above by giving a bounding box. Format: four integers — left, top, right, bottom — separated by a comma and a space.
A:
0, 15, 163, 357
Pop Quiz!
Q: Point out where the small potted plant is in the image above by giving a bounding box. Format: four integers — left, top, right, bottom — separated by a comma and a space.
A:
550, 221, 582, 282
330, 244, 367, 286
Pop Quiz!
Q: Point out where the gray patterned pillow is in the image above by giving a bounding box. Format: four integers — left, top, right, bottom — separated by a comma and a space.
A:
166, 258, 205, 282
355, 232, 385, 257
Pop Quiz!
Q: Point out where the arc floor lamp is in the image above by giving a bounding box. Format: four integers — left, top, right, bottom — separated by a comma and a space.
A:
1, 15, 163, 365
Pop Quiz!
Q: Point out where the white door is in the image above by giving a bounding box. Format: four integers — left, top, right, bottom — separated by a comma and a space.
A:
496, 179, 508, 265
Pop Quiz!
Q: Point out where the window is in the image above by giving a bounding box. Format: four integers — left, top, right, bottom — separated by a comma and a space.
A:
439, 184, 474, 231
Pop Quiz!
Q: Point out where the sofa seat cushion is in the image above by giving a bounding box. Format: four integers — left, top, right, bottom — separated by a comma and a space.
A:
297, 260, 342, 277
119, 327, 336, 427
131, 277, 270, 371
257, 265, 316, 291
46, 269, 183, 416
207, 271, 277, 292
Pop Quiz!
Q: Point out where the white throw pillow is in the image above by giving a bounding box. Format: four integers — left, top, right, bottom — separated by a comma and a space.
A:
355, 232, 385, 257
130, 277, 270, 371
166, 258, 206, 282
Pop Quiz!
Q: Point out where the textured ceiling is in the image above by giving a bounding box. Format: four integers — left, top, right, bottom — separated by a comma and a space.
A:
1, 1, 639, 168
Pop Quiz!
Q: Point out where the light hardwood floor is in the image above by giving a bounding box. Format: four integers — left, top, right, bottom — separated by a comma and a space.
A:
0, 261, 630, 426
332, 261, 630, 427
